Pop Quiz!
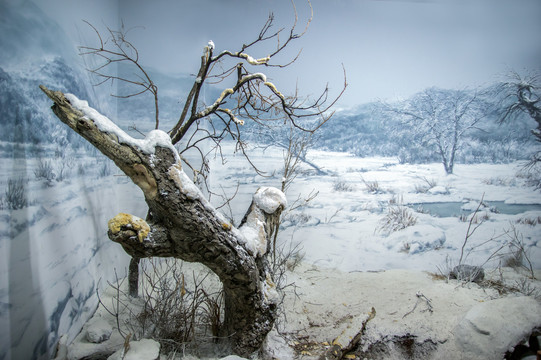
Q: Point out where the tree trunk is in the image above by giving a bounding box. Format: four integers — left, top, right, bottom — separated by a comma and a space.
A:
39, 86, 285, 356
128, 257, 140, 298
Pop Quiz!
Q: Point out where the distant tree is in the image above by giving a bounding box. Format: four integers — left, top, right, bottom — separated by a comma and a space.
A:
381, 87, 488, 174
40, 4, 345, 356
498, 70, 541, 164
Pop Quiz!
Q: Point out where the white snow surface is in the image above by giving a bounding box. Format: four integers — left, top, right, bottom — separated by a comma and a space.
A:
107, 339, 160, 360
64, 94, 179, 161
38, 142, 541, 360
454, 296, 541, 359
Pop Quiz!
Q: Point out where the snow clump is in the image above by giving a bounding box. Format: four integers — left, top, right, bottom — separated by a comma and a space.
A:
85, 318, 112, 344
253, 187, 287, 214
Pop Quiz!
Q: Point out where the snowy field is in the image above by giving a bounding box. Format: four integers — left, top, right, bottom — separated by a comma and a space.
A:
3, 141, 541, 359
208, 143, 541, 274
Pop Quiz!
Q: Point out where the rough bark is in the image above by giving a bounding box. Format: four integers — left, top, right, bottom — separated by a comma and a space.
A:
40, 85, 284, 356
128, 257, 140, 298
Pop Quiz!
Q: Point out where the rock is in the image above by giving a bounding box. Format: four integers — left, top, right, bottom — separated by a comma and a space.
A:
107, 339, 160, 360
454, 296, 541, 359
86, 318, 113, 344
449, 264, 484, 283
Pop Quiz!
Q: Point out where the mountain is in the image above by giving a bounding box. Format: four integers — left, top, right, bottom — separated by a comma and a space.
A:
0, 1, 75, 69
0, 1, 99, 146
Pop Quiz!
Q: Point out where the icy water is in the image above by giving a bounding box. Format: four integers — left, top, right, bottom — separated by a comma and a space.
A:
410, 201, 541, 218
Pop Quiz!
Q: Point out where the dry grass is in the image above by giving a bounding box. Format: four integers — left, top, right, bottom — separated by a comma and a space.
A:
378, 197, 417, 234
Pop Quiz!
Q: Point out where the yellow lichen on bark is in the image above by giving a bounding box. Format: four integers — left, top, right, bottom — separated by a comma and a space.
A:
108, 213, 150, 242
221, 222, 232, 231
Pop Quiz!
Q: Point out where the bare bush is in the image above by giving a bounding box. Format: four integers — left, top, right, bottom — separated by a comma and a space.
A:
378, 198, 417, 234
502, 226, 535, 279
34, 158, 55, 186
5, 178, 28, 210
361, 177, 381, 193
95, 259, 228, 356
482, 176, 517, 187
130, 259, 224, 353
516, 216, 541, 226
332, 179, 355, 192
414, 183, 430, 194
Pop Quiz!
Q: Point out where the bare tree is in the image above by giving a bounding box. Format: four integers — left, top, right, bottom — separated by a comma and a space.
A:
498, 70, 541, 164
381, 87, 487, 174
40, 4, 345, 356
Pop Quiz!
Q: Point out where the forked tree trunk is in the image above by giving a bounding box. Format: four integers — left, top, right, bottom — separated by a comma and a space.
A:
40, 86, 285, 356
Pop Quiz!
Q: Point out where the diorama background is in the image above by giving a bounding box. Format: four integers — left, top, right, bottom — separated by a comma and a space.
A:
1, 1, 541, 359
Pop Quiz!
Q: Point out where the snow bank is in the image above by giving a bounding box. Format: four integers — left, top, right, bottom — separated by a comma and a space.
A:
385, 224, 446, 254
107, 338, 160, 360
277, 263, 541, 360
454, 296, 541, 359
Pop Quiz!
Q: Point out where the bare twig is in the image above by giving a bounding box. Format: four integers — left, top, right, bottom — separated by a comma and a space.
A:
402, 291, 433, 318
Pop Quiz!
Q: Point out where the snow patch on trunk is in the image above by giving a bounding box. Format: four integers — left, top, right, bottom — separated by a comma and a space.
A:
238, 187, 286, 257
239, 207, 267, 257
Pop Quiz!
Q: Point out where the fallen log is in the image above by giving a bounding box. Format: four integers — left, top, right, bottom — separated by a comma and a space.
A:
319, 307, 376, 360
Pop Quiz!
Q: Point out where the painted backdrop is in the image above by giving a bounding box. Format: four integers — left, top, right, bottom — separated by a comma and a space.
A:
0, 2, 137, 359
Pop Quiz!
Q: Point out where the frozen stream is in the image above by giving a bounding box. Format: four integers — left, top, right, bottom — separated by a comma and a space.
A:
409, 201, 541, 218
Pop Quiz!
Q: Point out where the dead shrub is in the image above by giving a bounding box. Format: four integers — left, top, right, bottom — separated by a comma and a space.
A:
378, 197, 417, 234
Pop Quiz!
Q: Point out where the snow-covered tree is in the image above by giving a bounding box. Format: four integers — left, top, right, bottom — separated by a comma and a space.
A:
381, 87, 488, 174
40, 10, 345, 356
498, 70, 541, 164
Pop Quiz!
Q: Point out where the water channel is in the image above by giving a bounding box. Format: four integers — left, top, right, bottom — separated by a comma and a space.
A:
409, 201, 541, 218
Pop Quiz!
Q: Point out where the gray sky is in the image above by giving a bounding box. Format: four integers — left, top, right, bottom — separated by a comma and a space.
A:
36, 0, 541, 108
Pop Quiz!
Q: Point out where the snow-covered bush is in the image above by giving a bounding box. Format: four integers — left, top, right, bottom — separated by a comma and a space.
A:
361, 177, 381, 193
378, 200, 417, 234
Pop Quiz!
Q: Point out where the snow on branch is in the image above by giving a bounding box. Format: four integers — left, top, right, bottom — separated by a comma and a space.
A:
217, 108, 244, 125
215, 50, 271, 66
64, 93, 179, 162
195, 73, 269, 120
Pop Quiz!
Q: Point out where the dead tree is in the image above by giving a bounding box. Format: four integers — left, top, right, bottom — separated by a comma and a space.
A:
41, 6, 345, 356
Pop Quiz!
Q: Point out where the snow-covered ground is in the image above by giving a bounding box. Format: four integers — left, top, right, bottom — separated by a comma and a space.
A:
209, 144, 541, 274
3, 142, 541, 359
